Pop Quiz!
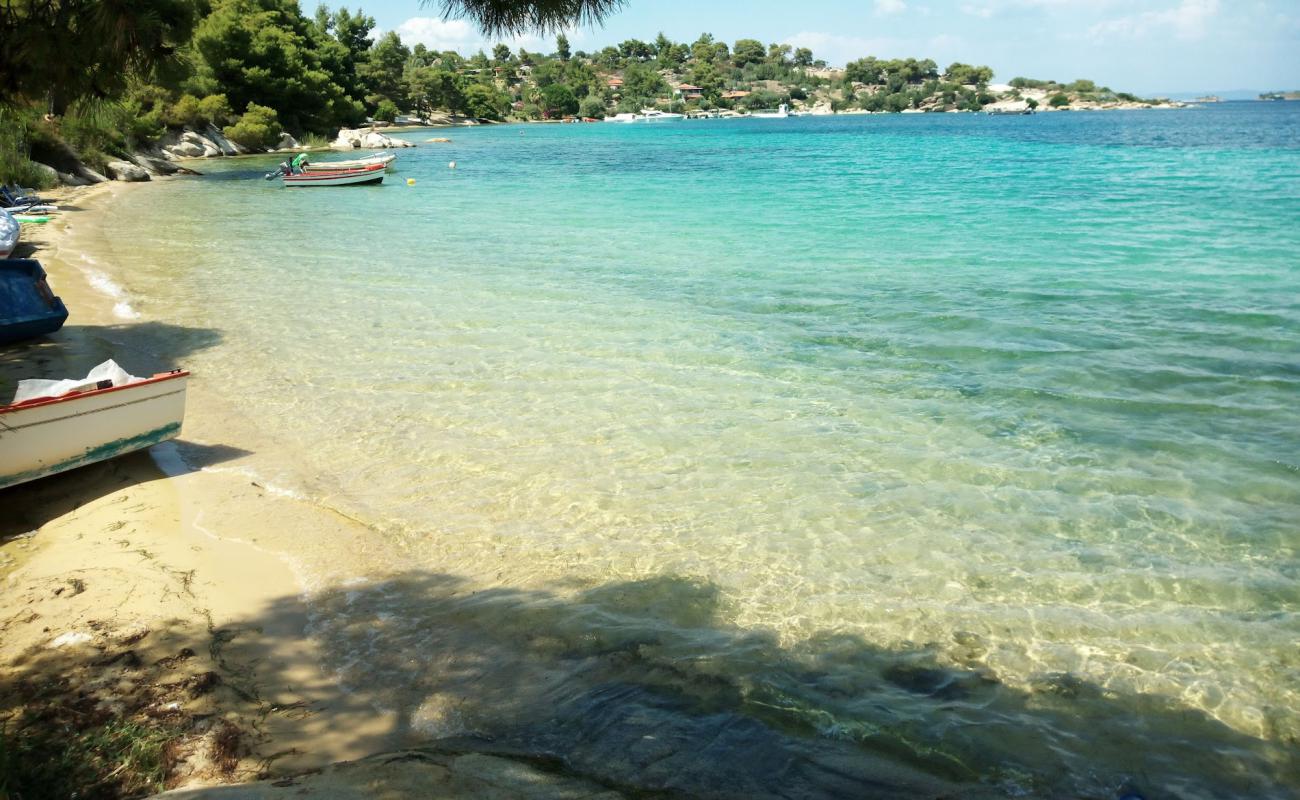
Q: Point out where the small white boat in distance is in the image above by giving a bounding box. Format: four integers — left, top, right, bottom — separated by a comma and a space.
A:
604, 110, 686, 123
0, 363, 189, 489
0, 208, 17, 258
749, 104, 790, 119
639, 109, 685, 122
303, 152, 397, 172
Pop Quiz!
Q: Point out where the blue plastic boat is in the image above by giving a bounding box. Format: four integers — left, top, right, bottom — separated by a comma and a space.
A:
0, 259, 68, 344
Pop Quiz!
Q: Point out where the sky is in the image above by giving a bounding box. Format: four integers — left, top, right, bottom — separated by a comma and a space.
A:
357, 0, 1300, 95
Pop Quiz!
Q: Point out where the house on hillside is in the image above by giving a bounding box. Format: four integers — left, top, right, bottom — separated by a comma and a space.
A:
675, 84, 704, 100
607, 76, 624, 92
720, 90, 751, 100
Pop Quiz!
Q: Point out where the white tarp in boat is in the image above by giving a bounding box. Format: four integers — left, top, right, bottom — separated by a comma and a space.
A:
12, 359, 141, 404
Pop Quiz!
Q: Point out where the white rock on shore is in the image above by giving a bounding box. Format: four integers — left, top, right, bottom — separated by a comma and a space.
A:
331, 127, 416, 150
105, 161, 151, 182
203, 125, 247, 156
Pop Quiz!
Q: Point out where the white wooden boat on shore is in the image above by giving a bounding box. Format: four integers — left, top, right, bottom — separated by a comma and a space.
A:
0, 208, 17, 259
303, 152, 397, 172
0, 368, 189, 489
281, 163, 385, 187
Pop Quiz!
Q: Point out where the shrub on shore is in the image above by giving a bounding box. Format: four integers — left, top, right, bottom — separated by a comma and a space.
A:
223, 103, 282, 150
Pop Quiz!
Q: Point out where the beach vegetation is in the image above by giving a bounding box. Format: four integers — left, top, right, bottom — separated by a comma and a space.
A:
223, 102, 283, 149
1048, 92, 1071, 108
375, 99, 400, 122
540, 84, 580, 117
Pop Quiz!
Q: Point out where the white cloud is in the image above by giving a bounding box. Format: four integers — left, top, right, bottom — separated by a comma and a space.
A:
394, 16, 574, 55
875, 0, 908, 16
1088, 0, 1220, 41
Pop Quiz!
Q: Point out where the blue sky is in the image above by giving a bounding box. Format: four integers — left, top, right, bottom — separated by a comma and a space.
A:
359, 0, 1300, 94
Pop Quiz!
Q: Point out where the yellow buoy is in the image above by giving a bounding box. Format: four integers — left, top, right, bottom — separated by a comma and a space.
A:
406, 178, 416, 185
448, 161, 456, 169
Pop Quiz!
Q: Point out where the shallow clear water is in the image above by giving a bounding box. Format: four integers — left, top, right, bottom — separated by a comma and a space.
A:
107, 104, 1299, 797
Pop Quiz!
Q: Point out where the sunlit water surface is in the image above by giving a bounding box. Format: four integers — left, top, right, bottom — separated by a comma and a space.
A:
105, 104, 1299, 798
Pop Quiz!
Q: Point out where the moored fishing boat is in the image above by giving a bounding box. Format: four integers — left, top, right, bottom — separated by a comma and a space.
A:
0, 209, 16, 259
303, 152, 397, 171
0, 259, 67, 344
0, 362, 189, 489
279, 163, 386, 187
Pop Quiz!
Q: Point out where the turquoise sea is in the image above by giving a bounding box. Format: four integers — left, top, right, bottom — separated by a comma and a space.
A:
107, 103, 1298, 798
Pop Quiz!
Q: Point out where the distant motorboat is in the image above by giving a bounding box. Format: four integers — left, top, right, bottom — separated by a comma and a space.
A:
638, 108, 685, 122
303, 152, 397, 172
0, 258, 67, 344
604, 110, 686, 123
0, 362, 189, 489
0, 209, 17, 259
749, 104, 790, 119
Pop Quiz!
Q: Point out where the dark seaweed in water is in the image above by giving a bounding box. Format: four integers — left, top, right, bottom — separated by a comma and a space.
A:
308, 572, 1298, 799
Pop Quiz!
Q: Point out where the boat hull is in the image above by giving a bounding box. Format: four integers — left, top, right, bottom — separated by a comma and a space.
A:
0, 259, 67, 344
282, 166, 385, 187
303, 153, 397, 172
0, 209, 17, 259
0, 371, 189, 489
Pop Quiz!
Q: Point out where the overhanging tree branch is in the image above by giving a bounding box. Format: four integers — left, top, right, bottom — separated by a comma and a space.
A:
428, 0, 626, 36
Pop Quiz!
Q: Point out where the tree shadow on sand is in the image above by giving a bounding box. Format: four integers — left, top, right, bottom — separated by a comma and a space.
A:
0, 440, 252, 538
290, 571, 1297, 800
3, 569, 1297, 798
0, 321, 222, 394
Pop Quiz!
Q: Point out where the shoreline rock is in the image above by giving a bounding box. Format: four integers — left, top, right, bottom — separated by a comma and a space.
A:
105, 161, 151, 182
331, 127, 417, 150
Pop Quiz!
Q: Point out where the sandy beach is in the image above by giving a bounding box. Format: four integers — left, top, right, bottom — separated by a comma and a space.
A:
0, 183, 619, 796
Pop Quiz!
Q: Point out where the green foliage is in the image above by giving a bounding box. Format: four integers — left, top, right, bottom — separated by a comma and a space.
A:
0, 107, 58, 189
0, 715, 184, 799
793, 47, 814, 68
199, 93, 235, 125
0, 0, 200, 110
374, 99, 400, 122
539, 83, 579, 117
223, 102, 282, 148
1048, 92, 1070, 108
493, 43, 513, 63
621, 62, 666, 100
732, 38, 766, 67
944, 62, 994, 86
1026, 97, 1039, 109
578, 95, 607, 118
406, 67, 467, 116
191, 0, 365, 134
556, 33, 571, 61
361, 31, 412, 109
166, 94, 205, 128
463, 83, 510, 120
